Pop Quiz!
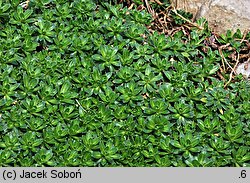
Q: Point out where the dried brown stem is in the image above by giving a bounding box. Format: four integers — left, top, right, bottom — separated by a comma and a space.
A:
224, 52, 240, 88
172, 8, 204, 30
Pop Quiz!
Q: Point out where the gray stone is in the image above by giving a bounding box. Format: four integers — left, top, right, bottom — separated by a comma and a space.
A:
170, 0, 250, 34
236, 61, 250, 80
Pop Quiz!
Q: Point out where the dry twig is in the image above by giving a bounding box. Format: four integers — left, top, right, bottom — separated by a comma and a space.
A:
240, 29, 249, 44
20, 0, 30, 9
172, 7, 204, 30
145, 0, 154, 15
224, 52, 240, 88
218, 43, 233, 73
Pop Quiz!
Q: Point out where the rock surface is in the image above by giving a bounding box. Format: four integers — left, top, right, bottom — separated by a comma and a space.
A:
236, 61, 250, 80
171, 0, 250, 34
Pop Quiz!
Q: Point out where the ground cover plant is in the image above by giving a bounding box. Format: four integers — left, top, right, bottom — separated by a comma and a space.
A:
0, 0, 249, 167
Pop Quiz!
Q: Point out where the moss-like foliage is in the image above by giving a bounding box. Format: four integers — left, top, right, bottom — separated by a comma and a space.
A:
0, 0, 249, 166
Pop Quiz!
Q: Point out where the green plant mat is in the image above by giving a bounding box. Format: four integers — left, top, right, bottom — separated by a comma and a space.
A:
0, 0, 249, 167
